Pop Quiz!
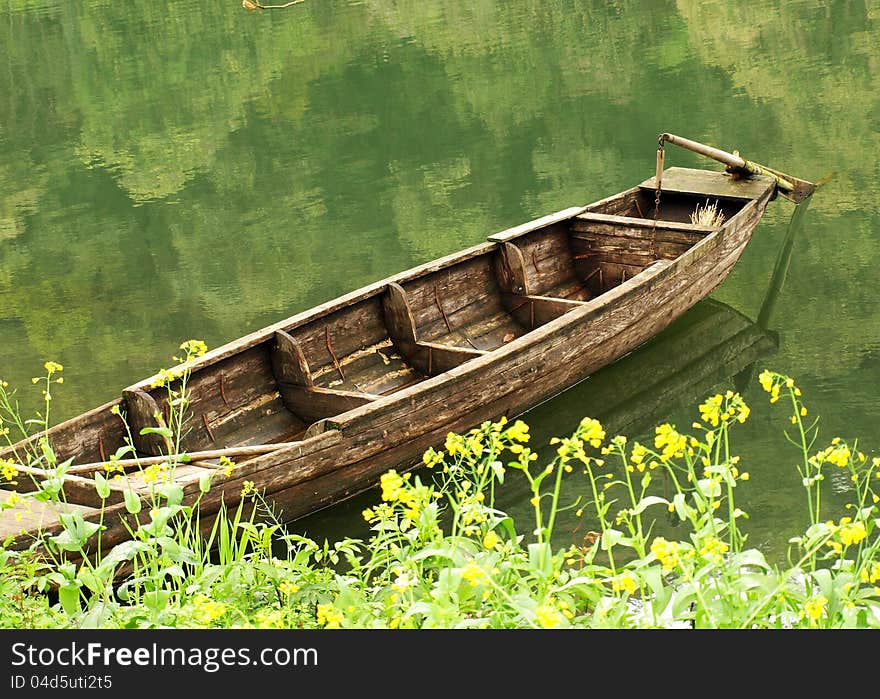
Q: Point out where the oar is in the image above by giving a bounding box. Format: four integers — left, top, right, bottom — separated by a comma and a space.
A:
12, 441, 304, 478
658, 133, 817, 203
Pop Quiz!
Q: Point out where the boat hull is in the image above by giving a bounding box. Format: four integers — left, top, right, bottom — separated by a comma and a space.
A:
0, 167, 776, 553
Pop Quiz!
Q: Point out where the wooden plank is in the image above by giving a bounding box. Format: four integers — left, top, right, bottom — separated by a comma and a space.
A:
290, 298, 390, 378
395, 340, 487, 375
202, 394, 305, 448
122, 388, 166, 456
0, 398, 128, 468
486, 206, 585, 242
403, 255, 502, 336
570, 233, 693, 261
271, 330, 313, 388
125, 244, 501, 392
11, 465, 127, 507
502, 294, 585, 328
493, 242, 530, 295
279, 383, 379, 423
639, 166, 775, 201
580, 186, 646, 217
516, 225, 577, 292
0, 491, 99, 540
571, 214, 715, 241
382, 282, 417, 344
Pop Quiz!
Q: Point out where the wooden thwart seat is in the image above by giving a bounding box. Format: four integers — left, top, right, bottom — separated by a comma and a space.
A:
383, 283, 487, 375
494, 240, 589, 323
271, 330, 380, 421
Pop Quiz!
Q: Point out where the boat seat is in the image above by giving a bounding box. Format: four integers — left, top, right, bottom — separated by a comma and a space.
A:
383, 282, 489, 374
270, 330, 383, 422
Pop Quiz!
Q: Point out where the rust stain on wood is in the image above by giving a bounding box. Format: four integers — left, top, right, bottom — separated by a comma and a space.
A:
202, 414, 216, 442
433, 285, 453, 333
325, 326, 345, 381
219, 375, 230, 408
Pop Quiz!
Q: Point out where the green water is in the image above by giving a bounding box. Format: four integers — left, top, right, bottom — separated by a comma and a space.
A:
2, 0, 878, 560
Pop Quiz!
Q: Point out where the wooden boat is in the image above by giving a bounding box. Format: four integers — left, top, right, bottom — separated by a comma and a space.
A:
0, 165, 786, 552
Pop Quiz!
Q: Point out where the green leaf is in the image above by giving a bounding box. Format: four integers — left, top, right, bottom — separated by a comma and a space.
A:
77, 567, 102, 595
199, 472, 214, 494
601, 528, 623, 551
157, 483, 184, 506
672, 493, 689, 520
488, 460, 505, 484
528, 542, 553, 578
139, 426, 174, 438
696, 478, 721, 498
58, 581, 81, 616
631, 496, 668, 516
38, 477, 64, 499
51, 530, 86, 552
94, 472, 111, 500
143, 590, 171, 615
123, 488, 142, 514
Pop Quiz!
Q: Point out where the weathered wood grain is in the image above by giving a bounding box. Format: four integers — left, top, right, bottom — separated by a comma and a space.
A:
493, 242, 530, 296
272, 330, 314, 388
640, 167, 775, 201
279, 384, 379, 423
122, 388, 166, 456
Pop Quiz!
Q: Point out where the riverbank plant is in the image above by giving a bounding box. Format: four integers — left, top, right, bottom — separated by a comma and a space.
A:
1, 345, 878, 628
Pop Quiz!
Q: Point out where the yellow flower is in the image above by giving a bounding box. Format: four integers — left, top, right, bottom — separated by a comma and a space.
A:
219, 455, 236, 477
654, 424, 686, 462
699, 536, 730, 563
535, 602, 563, 628
758, 370, 774, 393
445, 432, 465, 457
241, 480, 256, 497
504, 420, 531, 444
380, 469, 406, 502
461, 561, 488, 587
611, 570, 638, 595
482, 530, 502, 549
699, 394, 723, 427
44, 361, 63, 374
192, 594, 227, 625
804, 595, 827, 623
839, 520, 867, 547
150, 367, 178, 388
860, 563, 880, 584
278, 580, 300, 596
577, 417, 605, 448
316, 603, 344, 629
650, 537, 681, 572
422, 447, 444, 468
1, 458, 18, 483
179, 339, 209, 359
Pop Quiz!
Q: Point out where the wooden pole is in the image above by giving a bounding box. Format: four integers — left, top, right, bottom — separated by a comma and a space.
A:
659, 133, 816, 203
16, 442, 306, 477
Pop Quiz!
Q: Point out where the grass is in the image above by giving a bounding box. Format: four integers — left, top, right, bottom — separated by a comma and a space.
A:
1, 347, 879, 629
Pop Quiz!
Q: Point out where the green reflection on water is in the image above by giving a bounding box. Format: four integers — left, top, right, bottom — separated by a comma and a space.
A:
1, 0, 878, 557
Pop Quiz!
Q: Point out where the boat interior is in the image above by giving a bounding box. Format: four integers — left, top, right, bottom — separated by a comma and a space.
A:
0, 172, 758, 523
